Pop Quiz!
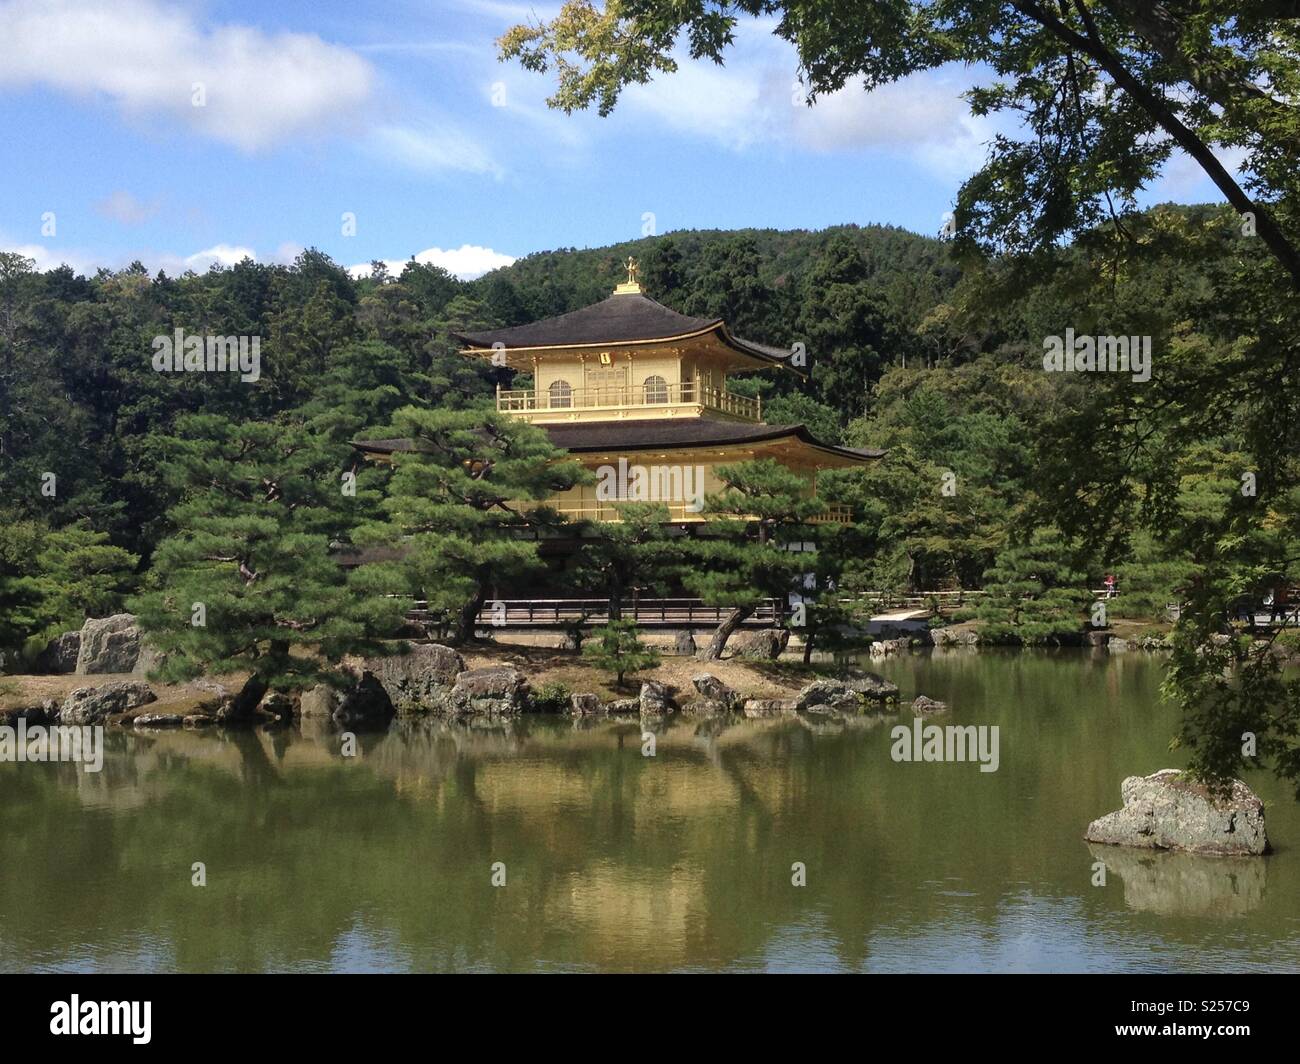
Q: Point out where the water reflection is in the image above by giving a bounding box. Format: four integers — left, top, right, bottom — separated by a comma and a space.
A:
2, 651, 1298, 972
1088, 843, 1268, 917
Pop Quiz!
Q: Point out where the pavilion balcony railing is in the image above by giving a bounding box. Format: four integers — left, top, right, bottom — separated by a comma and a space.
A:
496, 381, 762, 421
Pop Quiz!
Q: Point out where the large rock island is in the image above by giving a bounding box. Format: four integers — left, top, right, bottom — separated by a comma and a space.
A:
1085, 769, 1269, 856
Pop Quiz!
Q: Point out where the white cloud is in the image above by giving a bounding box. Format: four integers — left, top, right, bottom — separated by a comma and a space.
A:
625, 60, 771, 151
370, 122, 504, 177
0, 241, 99, 275
0, 0, 375, 150
349, 244, 516, 280
616, 20, 999, 178
1, 238, 256, 276
2, 238, 513, 280
791, 73, 994, 176
182, 244, 256, 270
94, 189, 159, 225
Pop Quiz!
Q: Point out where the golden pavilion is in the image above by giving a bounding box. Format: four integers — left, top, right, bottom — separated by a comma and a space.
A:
444, 258, 881, 523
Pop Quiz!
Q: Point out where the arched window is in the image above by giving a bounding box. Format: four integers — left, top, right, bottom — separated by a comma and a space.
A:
643, 374, 669, 405
548, 380, 572, 408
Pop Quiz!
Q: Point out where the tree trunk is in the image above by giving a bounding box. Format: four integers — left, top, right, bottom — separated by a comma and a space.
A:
454, 589, 486, 644
803, 630, 814, 664
225, 638, 289, 721
608, 570, 623, 622
227, 672, 269, 722
698, 606, 753, 660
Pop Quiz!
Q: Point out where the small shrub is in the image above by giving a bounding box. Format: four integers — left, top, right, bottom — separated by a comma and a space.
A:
531, 680, 571, 712
582, 619, 660, 687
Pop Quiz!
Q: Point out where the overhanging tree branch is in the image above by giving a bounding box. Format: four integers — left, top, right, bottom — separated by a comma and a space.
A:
1012, 0, 1300, 288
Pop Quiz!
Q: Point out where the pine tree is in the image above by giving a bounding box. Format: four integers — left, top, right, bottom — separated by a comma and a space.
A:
570, 502, 685, 619
31, 524, 138, 635
132, 412, 409, 718
359, 405, 588, 643
975, 528, 1090, 644
0, 515, 44, 659
687, 458, 824, 660
582, 618, 660, 687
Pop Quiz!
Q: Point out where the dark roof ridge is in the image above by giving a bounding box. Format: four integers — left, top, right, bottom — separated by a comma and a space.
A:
354, 418, 884, 464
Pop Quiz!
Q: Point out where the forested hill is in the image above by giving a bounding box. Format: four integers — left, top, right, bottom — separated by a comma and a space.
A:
0, 203, 1254, 645
475, 224, 960, 341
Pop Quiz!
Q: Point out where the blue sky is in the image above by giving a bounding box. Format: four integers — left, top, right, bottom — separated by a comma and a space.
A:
0, 0, 1232, 279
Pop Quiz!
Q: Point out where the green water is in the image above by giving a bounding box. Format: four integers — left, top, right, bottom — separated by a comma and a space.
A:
3, 649, 1299, 972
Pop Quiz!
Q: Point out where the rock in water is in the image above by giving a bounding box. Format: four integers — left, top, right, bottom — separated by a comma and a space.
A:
639, 680, 673, 717
930, 627, 979, 648
59, 681, 156, 725
299, 685, 343, 719
796, 679, 860, 712
568, 692, 604, 717
845, 671, 900, 702
1085, 769, 1269, 856
673, 630, 697, 656
360, 644, 465, 714
679, 697, 730, 717
76, 614, 143, 674
911, 695, 948, 716
741, 698, 797, 718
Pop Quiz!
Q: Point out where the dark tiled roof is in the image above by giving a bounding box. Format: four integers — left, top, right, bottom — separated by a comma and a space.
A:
543, 419, 883, 463
454, 292, 800, 372
456, 293, 714, 348
354, 420, 883, 464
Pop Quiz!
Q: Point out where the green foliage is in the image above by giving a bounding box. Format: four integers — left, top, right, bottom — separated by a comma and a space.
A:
131, 411, 410, 705
357, 404, 588, 643
975, 528, 1091, 645
686, 458, 824, 658
531, 680, 572, 712
582, 619, 661, 687
0, 516, 137, 656
0, 516, 46, 653
570, 502, 685, 617
31, 525, 138, 636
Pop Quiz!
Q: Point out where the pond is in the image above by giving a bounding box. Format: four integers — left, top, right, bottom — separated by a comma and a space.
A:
3, 649, 1298, 972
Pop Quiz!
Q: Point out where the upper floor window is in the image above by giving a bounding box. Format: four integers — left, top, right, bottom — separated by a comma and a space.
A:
643, 375, 669, 404
548, 380, 573, 408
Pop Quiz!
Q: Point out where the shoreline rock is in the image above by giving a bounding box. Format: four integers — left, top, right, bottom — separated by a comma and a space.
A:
691, 673, 738, 711
59, 681, 156, 725
359, 644, 465, 715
